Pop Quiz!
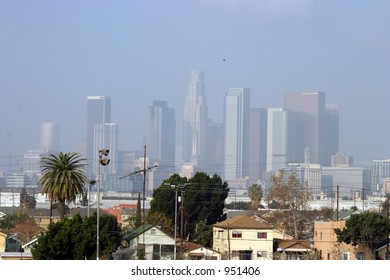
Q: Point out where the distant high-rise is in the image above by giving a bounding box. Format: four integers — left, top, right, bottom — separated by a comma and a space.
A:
40, 122, 60, 153
182, 69, 208, 169
249, 108, 267, 183
205, 121, 224, 178
146, 100, 176, 188
87, 96, 111, 175
284, 91, 326, 165
224, 88, 250, 180
266, 108, 292, 172
93, 123, 118, 176
325, 103, 340, 166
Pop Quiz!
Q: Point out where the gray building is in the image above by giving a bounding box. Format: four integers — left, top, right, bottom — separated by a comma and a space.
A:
182, 69, 208, 170
224, 88, 250, 180
86, 96, 111, 176
145, 100, 176, 188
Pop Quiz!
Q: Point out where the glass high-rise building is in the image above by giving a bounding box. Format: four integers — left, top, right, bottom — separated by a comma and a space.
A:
266, 108, 292, 172
40, 122, 60, 154
284, 91, 326, 165
182, 69, 208, 170
146, 100, 176, 188
249, 108, 267, 183
224, 88, 250, 180
87, 96, 111, 176
93, 123, 118, 176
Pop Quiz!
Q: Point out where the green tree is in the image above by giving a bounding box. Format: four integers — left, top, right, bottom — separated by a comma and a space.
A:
248, 183, 263, 212
38, 152, 87, 220
31, 213, 121, 260
267, 169, 312, 239
334, 211, 390, 259
149, 172, 229, 243
0, 210, 34, 233
193, 219, 212, 247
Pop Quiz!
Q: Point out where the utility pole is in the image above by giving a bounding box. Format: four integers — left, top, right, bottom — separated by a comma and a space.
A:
119, 145, 158, 259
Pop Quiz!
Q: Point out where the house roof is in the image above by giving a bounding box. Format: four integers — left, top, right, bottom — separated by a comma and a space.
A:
213, 215, 273, 230
277, 240, 312, 252
9, 220, 44, 236
123, 224, 154, 241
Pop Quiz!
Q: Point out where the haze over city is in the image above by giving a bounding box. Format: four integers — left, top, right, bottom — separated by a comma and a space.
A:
1, 0, 389, 171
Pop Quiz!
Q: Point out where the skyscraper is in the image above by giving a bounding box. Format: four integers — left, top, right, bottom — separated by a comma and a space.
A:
146, 100, 176, 188
205, 121, 224, 178
87, 96, 111, 175
284, 91, 326, 165
40, 122, 60, 153
266, 108, 292, 172
249, 108, 267, 183
93, 123, 118, 176
182, 69, 208, 169
325, 103, 340, 166
224, 88, 250, 180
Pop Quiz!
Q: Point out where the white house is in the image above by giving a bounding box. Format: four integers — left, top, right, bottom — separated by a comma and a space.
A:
115, 224, 175, 260
213, 215, 274, 260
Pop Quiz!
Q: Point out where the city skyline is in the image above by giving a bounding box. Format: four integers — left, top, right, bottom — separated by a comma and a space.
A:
1, 1, 389, 169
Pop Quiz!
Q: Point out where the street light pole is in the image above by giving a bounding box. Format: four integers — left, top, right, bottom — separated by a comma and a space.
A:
165, 183, 188, 260
97, 149, 110, 260
88, 179, 96, 218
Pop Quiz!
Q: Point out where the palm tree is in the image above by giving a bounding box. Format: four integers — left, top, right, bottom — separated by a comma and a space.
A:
39, 152, 87, 221
249, 183, 263, 212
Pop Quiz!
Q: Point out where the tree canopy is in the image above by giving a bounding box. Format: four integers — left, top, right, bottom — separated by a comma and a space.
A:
31, 213, 121, 260
334, 211, 390, 259
149, 172, 229, 242
248, 183, 263, 212
267, 169, 312, 239
38, 152, 87, 220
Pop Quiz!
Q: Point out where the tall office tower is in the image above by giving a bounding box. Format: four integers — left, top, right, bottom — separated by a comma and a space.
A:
224, 88, 250, 180
182, 69, 208, 169
93, 123, 118, 176
205, 121, 224, 178
324, 103, 339, 166
284, 91, 326, 165
146, 100, 176, 188
87, 96, 111, 176
40, 122, 60, 154
266, 108, 292, 172
248, 108, 268, 183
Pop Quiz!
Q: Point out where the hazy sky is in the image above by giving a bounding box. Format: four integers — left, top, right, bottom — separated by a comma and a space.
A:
1, 0, 389, 168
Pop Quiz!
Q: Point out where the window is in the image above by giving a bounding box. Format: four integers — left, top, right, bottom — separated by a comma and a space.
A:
343, 252, 350, 260
151, 228, 156, 235
257, 232, 267, 239
232, 231, 242, 238
356, 252, 364, 260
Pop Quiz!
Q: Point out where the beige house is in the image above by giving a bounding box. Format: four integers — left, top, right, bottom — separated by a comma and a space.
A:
313, 219, 372, 260
213, 215, 274, 260
0, 232, 6, 252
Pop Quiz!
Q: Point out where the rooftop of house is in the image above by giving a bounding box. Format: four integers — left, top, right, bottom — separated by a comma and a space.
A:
213, 214, 273, 230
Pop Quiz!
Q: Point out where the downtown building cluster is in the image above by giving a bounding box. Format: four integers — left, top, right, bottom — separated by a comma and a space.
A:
1, 69, 390, 205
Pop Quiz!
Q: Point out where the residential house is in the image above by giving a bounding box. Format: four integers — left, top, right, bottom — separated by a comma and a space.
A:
113, 224, 175, 260
213, 215, 274, 260
177, 240, 221, 260
274, 239, 313, 260
375, 241, 390, 260
0, 232, 6, 252
313, 219, 372, 260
